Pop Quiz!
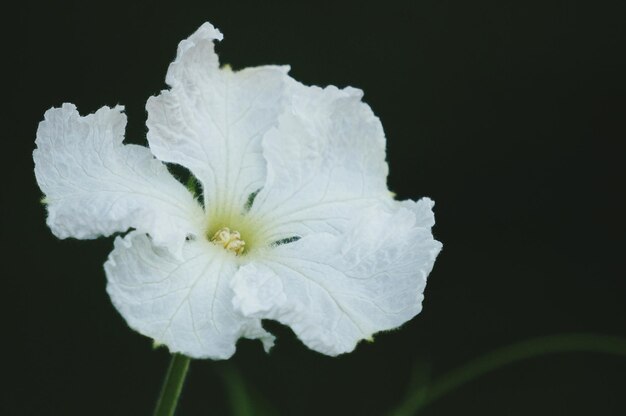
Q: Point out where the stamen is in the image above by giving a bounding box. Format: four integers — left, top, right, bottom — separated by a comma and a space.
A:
210, 227, 246, 255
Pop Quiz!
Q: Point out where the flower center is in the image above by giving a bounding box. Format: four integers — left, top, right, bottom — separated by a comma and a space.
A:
210, 227, 246, 255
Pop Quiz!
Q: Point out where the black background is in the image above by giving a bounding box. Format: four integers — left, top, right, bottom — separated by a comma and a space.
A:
3, 1, 626, 415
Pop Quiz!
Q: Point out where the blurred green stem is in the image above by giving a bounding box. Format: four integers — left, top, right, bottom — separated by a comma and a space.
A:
220, 365, 254, 416
153, 354, 191, 416
389, 333, 626, 416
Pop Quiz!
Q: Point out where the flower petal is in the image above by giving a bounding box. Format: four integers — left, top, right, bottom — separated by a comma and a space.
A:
249, 80, 390, 243
232, 198, 441, 356
105, 232, 274, 359
146, 22, 289, 217
33, 104, 204, 254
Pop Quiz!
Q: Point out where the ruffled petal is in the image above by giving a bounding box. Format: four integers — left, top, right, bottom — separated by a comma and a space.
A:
33, 104, 204, 254
105, 232, 274, 359
232, 199, 441, 356
146, 22, 290, 218
249, 80, 390, 243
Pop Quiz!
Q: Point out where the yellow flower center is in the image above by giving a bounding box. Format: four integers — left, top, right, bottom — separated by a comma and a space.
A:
210, 227, 246, 255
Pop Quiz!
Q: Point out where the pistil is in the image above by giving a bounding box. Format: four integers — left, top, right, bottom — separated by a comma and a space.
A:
210, 227, 246, 255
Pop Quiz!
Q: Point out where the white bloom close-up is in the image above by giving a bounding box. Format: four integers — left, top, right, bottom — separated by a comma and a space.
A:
33, 22, 442, 359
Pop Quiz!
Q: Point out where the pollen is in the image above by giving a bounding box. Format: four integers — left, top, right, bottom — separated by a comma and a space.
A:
210, 227, 246, 255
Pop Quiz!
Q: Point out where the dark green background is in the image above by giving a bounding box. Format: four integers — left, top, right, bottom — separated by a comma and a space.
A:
3, 1, 625, 415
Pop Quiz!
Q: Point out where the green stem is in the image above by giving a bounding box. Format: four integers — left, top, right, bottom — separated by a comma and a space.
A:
220, 365, 254, 416
389, 333, 626, 416
153, 354, 191, 416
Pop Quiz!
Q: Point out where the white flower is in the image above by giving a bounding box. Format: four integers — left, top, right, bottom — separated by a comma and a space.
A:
33, 22, 442, 359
